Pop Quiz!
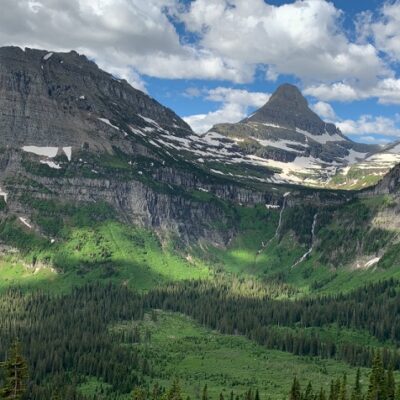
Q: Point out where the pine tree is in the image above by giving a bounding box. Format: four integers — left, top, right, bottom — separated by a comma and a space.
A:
245, 389, 253, 400
339, 374, 347, 400
304, 382, 314, 400
290, 377, 301, 400
152, 382, 162, 400
367, 352, 386, 400
202, 384, 209, 400
132, 387, 146, 400
351, 369, 362, 400
0, 341, 29, 400
167, 379, 183, 400
318, 388, 327, 400
395, 385, 400, 400
386, 367, 395, 400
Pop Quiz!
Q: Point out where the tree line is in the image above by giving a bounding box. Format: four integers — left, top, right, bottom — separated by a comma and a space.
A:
0, 278, 399, 398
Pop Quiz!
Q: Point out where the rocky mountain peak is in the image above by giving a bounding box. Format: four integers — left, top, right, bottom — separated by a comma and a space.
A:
267, 83, 308, 110
0, 46, 191, 151
244, 83, 341, 136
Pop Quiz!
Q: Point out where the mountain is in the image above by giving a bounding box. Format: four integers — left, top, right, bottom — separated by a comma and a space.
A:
1, 46, 400, 281
328, 141, 400, 189
2, 46, 400, 399
0, 46, 291, 249
209, 83, 382, 185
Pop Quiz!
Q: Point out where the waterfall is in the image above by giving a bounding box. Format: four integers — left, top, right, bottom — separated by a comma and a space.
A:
256, 192, 290, 256
290, 212, 318, 269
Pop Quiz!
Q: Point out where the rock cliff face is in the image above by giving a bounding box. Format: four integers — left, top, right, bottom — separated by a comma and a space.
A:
370, 164, 400, 195
0, 46, 398, 251
0, 46, 190, 152
0, 46, 289, 246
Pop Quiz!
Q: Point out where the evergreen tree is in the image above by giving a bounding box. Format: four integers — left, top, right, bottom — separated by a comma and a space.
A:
167, 379, 183, 400
386, 367, 395, 400
245, 389, 253, 400
132, 387, 146, 400
339, 374, 347, 400
290, 377, 301, 400
395, 385, 400, 400
202, 384, 209, 400
0, 341, 29, 400
318, 388, 327, 400
351, 369, 362, 400
304, 382, 314, 400
367, 352, 386, 400
152, 383, 162, 400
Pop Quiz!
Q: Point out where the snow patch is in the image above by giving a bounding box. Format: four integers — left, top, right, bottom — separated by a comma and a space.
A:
22, 146, 59, 158
262, 122, 284, 129
0, 188, 7, 203
251, 137, 305, 153
295, 128, 345, 144
19, 217, 32, 229
63, 146, 72, 161
265, 204, 280, 209
138, 114, 159, 126
364, 257, 380, 268
43, 52, 53, 61
344, 149, 368, 164
40, 160, 61, 169
98, 118, 120, 131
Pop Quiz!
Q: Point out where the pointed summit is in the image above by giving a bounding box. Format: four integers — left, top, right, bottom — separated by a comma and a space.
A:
244, 83, 339, 136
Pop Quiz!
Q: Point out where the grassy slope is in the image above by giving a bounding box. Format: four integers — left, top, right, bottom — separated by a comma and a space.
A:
0, 220, 210, 293
107, 311, 376, 400
202, 195, 400, 295
1, 192, 399, 296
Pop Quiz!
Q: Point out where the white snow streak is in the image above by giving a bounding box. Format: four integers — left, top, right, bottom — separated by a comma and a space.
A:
43, 52, 53, 61
19, 217, 32, 229
22, 146, 59, 158
40, 160, 61, 169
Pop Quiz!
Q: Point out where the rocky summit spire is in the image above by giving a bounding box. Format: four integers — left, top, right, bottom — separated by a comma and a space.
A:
244, 83, 339, 136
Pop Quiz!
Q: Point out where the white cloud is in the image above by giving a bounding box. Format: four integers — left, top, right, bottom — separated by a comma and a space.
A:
304, 79, 400, 104
311, 101, 337, 121
184, 103, 245, 134
206, 87, 269, 108
357, 136, 391, 144
183, 87, 270, 133
0, 0, 250, 87
179, 0, 390, 85
304, 83, 361, 102
368, 1, 400, 62
337, 115, 400, 137
0, 0, 395, 91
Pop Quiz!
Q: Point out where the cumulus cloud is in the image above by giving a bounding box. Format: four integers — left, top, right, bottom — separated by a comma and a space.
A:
0, 0, 251, 87
311, 101, 337, 121
178, 0, 390, 85
183, 87, 270, 133
0, 0, 396, 91
304, 79, 400, 104
337, 115, 400, 137
365, 1, 400, 62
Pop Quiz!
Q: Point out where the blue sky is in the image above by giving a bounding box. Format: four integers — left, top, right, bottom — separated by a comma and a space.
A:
1, 0, 400, 143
